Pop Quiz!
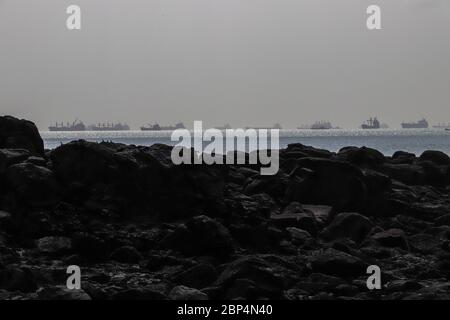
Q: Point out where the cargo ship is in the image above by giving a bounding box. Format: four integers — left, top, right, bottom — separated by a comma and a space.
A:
140, 122, 185, 131
311, 121, 333, 130
48, 119, 86, 131
401, 118, 428, 129
245, 123, 282, 130
361, 117, 380, 129
88, 123, 130, 131
433, 123, 450, 129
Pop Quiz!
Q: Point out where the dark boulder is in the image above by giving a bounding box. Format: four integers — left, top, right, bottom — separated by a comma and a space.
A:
419, 150, 450, 166
371, 228, 409, 250
408, 234, 440, 254
284, 144, 333, 159
50, 141, 227, 219
36, 236, 72, 254
309, 248, 367, 277
419, 161, 447, 186
36, 286, 91, 300
337, 146, 385, 167
0, 116, 44, 154
172, 263, 218, 289
270, 202, 317, 235
0, 149, 31, 175
379, 163, 426, 185
160, 215, 234, 259
0, 265, 37, 292
391, 151, 416, 164
214, 255, 303, 299
5, 162, 59, 207
169, 286, 208, 300
321, 212, 373, 244
110, 245, 143, 264
287, 158, 367, 212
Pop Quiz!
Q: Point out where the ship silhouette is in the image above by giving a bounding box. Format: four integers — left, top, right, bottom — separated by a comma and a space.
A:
140, 122, 185, 131
245, 123, 282, 130
361, 117, 380, 129
433, 123, 450, 129
48, 119, 86, 131
88, 122, 130, 131
401, 118, 428, 129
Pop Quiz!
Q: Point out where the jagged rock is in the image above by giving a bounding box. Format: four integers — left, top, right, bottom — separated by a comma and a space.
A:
435, 214, 450, 226
385, 279, 424, 293
419, 150, 450, 166
419, 161, 447, 186
391, 151, 416, 164
50, 141, 227, 218
0, 116, 44, 154
295, 273, 347, 295
111, 288, 168, 300
408, 234, 440, 254
371, 228, 409, 250
36, 286, 91, 300
321, 212, 373, 244
172, 263, 218, 289
72, 233, 110, 261
36, 236, 72, 254
285, 144, 333, 159
5, 163, 59, 206
0, 211, 12, 228
337, 146, 385, 167
289, 158, 367, 212
270, 202, 317, 235
0, 149, 31, 174
169, 285, 208, 300
286, 227, 313, 246
215, 255, 303, 299
160, 215, 234, 259
0, 265, 37, 293
302, 205, 333, 226
379, 163, 426, 185
310, 248, 367, 277
110, 245, 143, 263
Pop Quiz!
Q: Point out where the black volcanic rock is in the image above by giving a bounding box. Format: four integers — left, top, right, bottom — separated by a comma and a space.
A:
1, 117, 450, 300
5, 162, 60, 207
321, 212, 373, 244
0, 116, 44, 154
289, 157, 367, 212
160, 215, 234, 259
310, 248, 367, 277
337, 146, 385, 167
419, 150, 450, 166
371, 228, 409, 250
0, 149, 31, 175
110, 245, 143, 264
50, 140, 227, 219
270, 202, 317, 235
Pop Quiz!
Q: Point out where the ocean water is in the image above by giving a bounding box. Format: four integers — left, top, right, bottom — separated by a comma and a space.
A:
40, 129, 450, 156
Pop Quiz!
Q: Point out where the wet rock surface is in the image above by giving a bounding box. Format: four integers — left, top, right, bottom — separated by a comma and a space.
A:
1, 116, 450, 300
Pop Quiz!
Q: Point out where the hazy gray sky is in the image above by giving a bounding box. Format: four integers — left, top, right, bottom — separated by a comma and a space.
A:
1, 0, 449, 130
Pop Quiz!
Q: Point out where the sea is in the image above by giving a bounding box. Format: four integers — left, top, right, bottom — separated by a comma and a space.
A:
40, 129, 450, 156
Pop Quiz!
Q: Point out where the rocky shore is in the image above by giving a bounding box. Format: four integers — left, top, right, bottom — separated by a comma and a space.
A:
1, 115, 450, 300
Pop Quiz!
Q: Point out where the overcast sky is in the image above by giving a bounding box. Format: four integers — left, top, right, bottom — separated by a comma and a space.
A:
0, 0, 449, 130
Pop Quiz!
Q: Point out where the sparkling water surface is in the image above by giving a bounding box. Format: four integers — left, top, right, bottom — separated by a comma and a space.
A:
40, 129, 450, 156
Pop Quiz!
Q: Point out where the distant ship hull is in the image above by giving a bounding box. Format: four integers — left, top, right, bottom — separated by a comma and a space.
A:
401, 119, 428, 129
88, 124, 130, 131
48, 127, 86, 132
361, 117, 380, 129
140, 123, 185, 131
48, 120, 86, 132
